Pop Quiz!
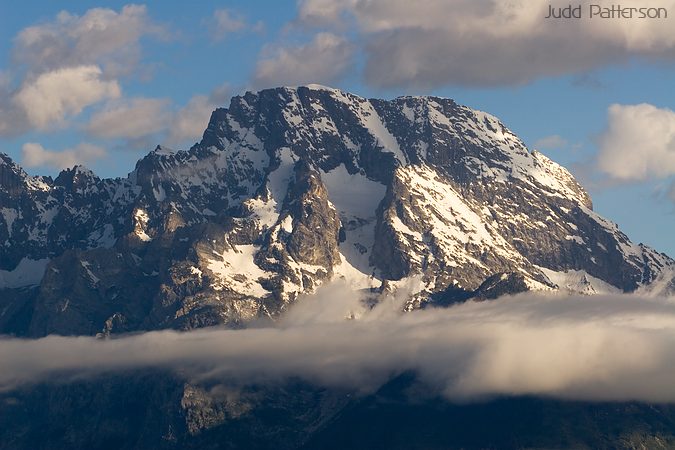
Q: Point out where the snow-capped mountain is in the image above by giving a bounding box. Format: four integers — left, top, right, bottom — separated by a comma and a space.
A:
1, 85, 673, 336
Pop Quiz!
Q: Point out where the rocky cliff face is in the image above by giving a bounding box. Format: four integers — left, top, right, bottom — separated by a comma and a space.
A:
1, 85, 673, 337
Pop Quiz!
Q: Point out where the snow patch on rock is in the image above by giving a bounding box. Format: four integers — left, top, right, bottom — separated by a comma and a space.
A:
0, 258, 50, 289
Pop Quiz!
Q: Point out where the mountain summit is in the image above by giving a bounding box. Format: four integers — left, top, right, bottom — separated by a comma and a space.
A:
1, 85, 672, 336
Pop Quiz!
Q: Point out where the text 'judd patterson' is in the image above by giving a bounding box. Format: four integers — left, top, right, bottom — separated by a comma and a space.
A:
545, 4, 668, 19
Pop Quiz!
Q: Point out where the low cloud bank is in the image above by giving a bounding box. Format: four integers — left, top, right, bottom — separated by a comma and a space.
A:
3, 285, 675, 403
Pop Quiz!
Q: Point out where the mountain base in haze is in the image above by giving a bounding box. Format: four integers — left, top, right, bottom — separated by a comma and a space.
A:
3, 372, 675, 450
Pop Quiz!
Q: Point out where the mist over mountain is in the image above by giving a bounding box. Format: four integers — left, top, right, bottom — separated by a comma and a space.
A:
2, 85, 675, 449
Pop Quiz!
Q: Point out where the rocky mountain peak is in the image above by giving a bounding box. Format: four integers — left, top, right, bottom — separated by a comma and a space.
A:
0, 86, 672, 337
54, 165, 99, 190
0, 153, 29, 197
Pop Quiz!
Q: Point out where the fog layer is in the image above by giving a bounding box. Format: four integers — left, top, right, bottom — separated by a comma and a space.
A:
3, 284, 675, 402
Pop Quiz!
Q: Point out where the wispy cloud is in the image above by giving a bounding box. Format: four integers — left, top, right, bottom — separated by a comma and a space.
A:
207, 8, 264, 42
534, 135, 568, 150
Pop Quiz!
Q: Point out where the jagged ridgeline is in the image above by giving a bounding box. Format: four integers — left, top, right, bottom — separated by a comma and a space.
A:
1, 85, 673, 337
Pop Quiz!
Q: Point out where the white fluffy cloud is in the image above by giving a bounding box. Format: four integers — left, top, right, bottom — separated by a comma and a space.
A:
83, 83, 230, 146
296, 0, 675, 87
0, 5, 165, 137
167, 98, 215, 145
86, 97, 171, 139
597, 103, 675, 181
253, 32, 354, 88
13, 4, 165, 76
14, 65, 121, 130
4, 285, 675, 403
168, 83, 230, 145
167, 95, 214, 144
21, 142, 107, 170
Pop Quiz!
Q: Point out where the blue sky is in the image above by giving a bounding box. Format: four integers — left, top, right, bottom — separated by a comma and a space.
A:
1, 1, 674, 255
